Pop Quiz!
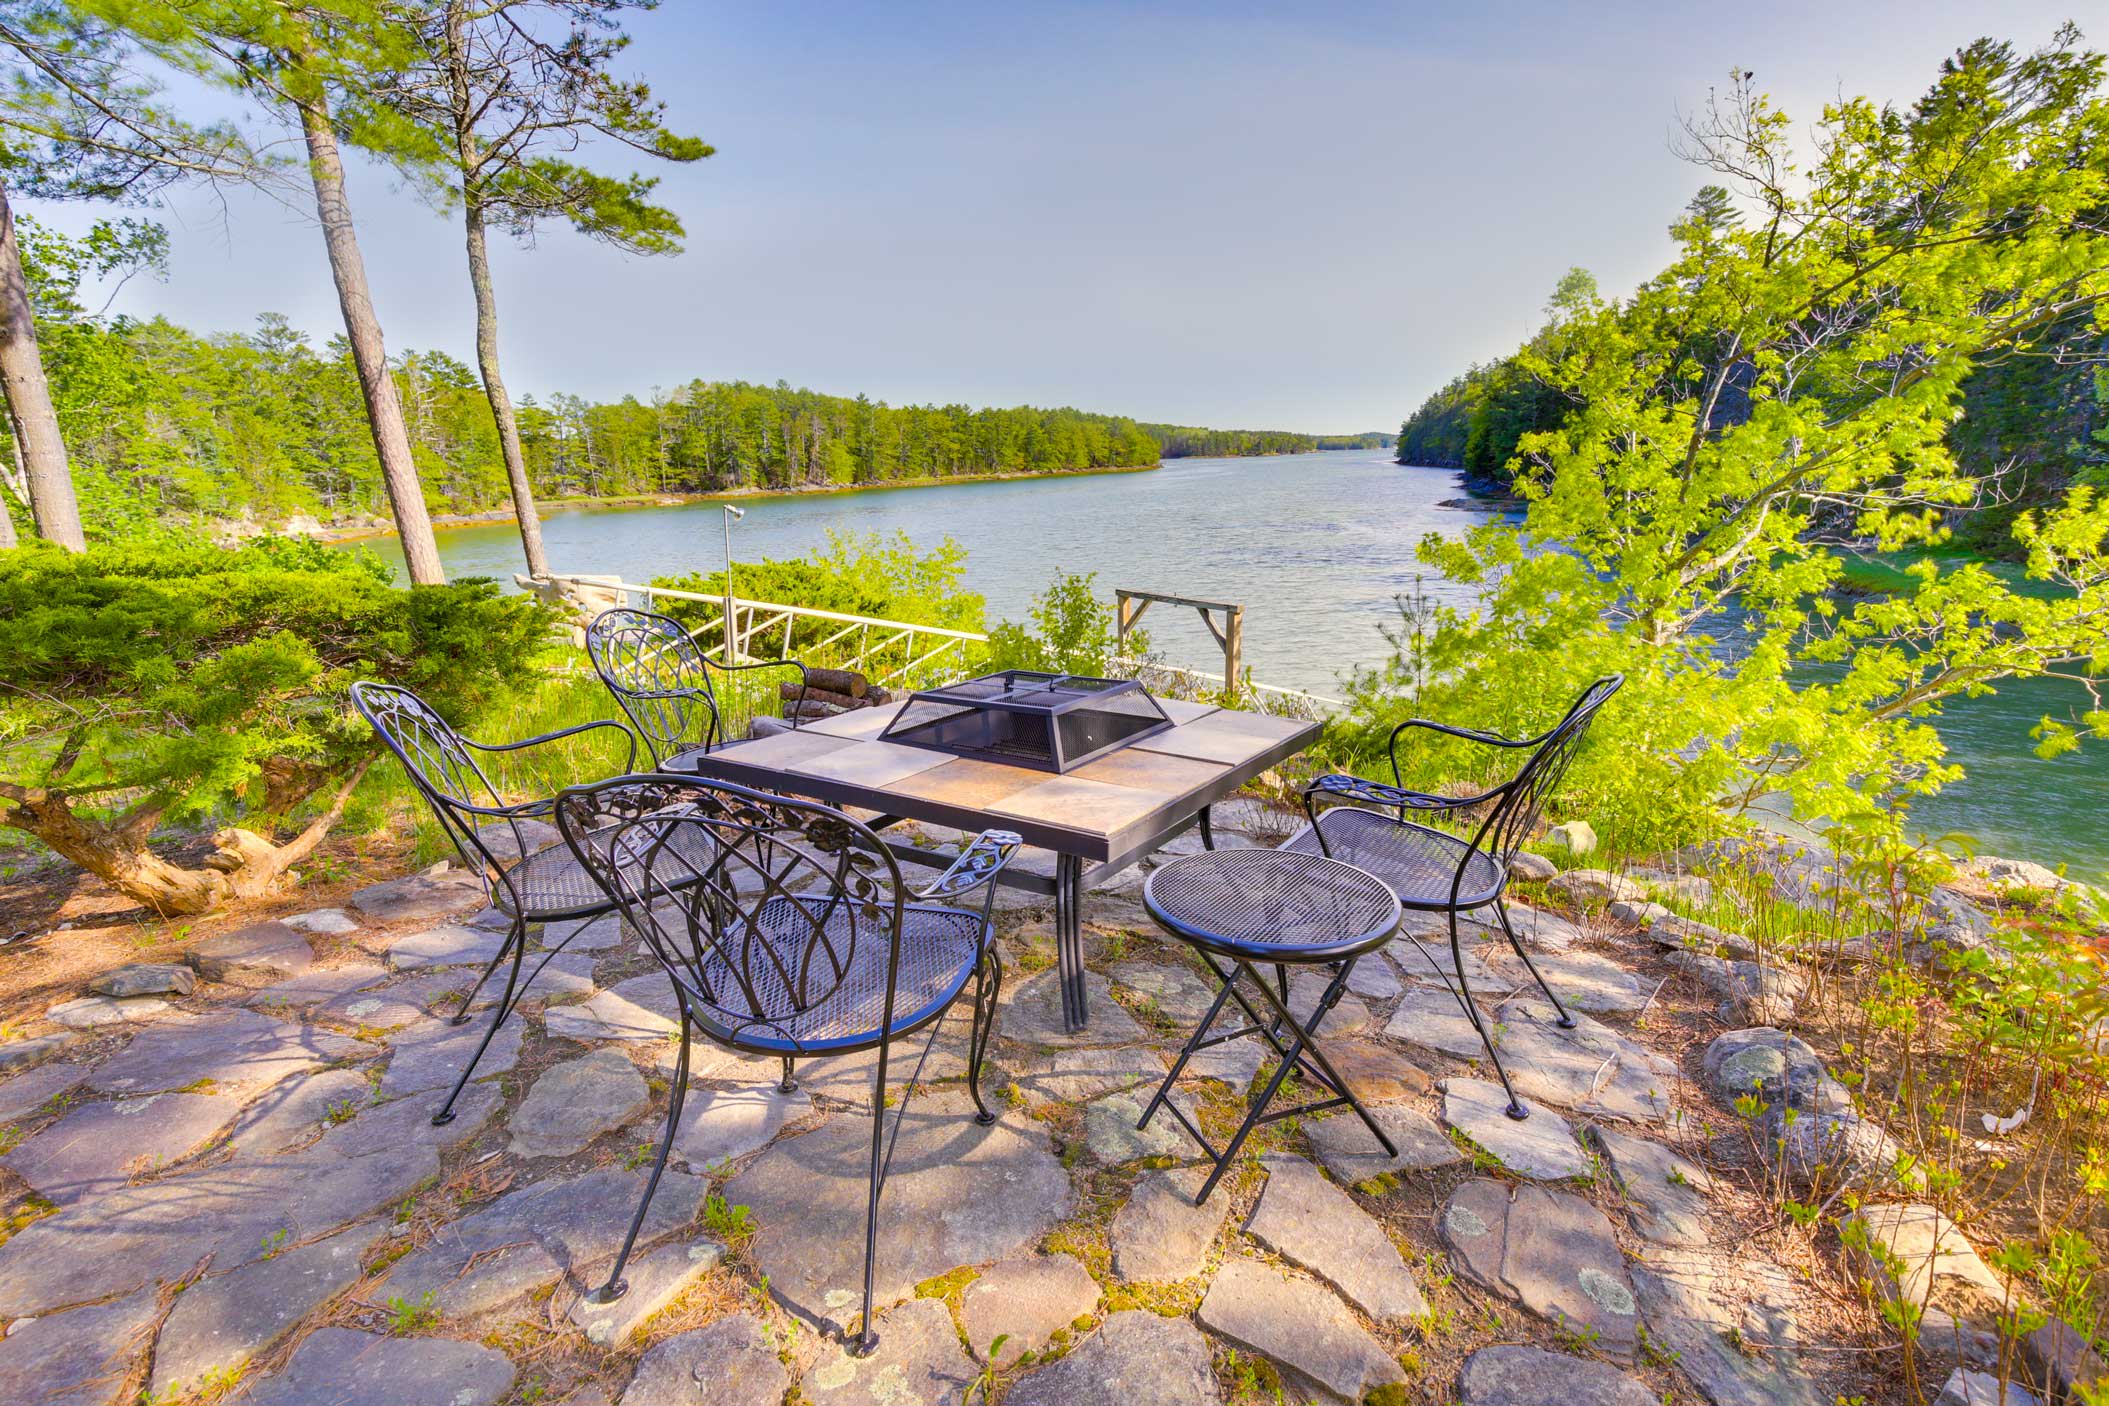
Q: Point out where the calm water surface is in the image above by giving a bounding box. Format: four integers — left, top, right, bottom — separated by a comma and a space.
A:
364, 449, 2108, 881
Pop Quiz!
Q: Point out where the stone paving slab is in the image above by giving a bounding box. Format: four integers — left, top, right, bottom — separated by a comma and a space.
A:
46, 993, 172, 1028
1385, 982, 1496, 1059
1631, 1250, 1824, 1406
386, 922, 509, 972
150, 1223, 382, 1397
1492, 999, 1677, 1124
0, 1058, 83, 1123
0, 1286, 159, 1406
1303, 1102, 1464, 1185
1460, 1344, 1657, 1406
0, 1032, 77, 1070
1008, 1041, 1162, 1106
801, 1297, 974, 1406
1245, 1155, 1426, 1321
1287, 969, 1372, 1036
242, 1327, 514, 1406
380, 1014, 522, 1099
545, 973, 679, 1043
1184, 1033, 1265, 1091
243, 963, 391, 1011
1084, 1085, 1201, 1163
674, 1083, 813, 1170
1005, 1309, 1223, 1406
1108, 960, 1219, 1024
1440, 1179, 1639, 1360
545, 913, 628, 951
1324, 1038, 1434, 1102
3, 1089, 246, 1205
1112, 1167, 1236, 1281
1588, 1123, 1713, 1247
281, 907, 358, 935
87, 1009, 373, 1097
1345, 950, 1405, 998
959, 1253, 1100, 1366
188, 921, 314, 985
1439, 1077, 1589, 1179
1485, 947, 1654, 1015
347, 866, 488, 924
1197, 1255, 1407, 1402
726, 1093, 1071, 1334
998, 968, 1152, 1047
569, 1238, 724, 1347
511, 1048, 649, 1158
619, 1312, 786, 1406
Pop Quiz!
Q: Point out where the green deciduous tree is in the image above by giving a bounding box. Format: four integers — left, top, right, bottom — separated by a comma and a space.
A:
1352, 30, 2109, 851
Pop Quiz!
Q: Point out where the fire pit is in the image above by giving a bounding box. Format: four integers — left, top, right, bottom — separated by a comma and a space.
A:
878, 670, 1175, 773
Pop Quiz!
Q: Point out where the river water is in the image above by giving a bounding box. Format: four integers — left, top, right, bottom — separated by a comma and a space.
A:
365, 449, 2108, 881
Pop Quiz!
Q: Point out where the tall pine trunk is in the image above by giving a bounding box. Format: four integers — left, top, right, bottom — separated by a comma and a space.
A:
295, 91, 447, 585
0, 181, 84, 551
462, 204, 548, 577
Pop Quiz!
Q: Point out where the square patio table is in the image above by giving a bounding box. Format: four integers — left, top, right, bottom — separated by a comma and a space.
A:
677, 697, 1322, 1031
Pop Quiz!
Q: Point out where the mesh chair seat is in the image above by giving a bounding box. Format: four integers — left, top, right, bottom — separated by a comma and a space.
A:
1143, 849, 1401, 961
679, 895, 986, 1055
496, 824, 719, 920
1279, 807, 1505, 910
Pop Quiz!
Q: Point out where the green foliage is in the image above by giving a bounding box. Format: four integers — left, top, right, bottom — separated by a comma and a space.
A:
1357, 33, 2109, 852
652, 530, 984, 645
984, 570, 1141, 677
0, 537, 547, 864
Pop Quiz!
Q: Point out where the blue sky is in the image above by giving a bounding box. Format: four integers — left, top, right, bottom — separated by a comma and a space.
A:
30, 1, 2088, 433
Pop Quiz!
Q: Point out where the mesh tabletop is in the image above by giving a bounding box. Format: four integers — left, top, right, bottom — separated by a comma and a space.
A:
1143, 849, 1400, 960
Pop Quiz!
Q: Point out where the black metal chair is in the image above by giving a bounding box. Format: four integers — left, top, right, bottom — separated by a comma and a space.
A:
1137, 848, 1403, 1204
349, 682, 640, 1126
585, 606, 810, 766
1282, 675, 1623, 1120
554, 774, 1020, 1354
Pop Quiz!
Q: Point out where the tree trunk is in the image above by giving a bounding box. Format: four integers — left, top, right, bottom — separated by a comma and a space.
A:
295, 93, 447, 585
0, 181, 84, 551
462, 200, 549, 577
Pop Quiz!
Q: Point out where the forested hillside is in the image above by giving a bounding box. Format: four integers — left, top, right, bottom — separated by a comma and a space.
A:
1139, 424, 1392, 457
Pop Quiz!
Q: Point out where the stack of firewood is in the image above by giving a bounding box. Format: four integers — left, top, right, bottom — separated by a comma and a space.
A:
783, 666, 894, 722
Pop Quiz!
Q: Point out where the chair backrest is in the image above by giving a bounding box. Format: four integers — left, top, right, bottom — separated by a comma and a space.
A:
555, 774, 910, 1052
349, 681, 511, 895
1469, 674, 1623, 875
585, 607, 722, 766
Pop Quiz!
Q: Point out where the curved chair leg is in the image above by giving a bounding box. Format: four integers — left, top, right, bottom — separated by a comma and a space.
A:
779, 1057, 797, 1094
1197, 807, 1215, 851
1494, 898, 1575, 1029
1450, 911, 1529, 1122
450, 913, 525, 1026
433, 916, 529, 1127
854, 1038, 893, 1357
591, 1019, 692, 1304
966, 947, 1004, 1126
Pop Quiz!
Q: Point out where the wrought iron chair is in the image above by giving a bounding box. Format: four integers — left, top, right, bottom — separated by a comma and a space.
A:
349, 681, 640, 1126
585, 606, 811, 766
554, 774, 1019, 1354
1282, 675, 1624, 1120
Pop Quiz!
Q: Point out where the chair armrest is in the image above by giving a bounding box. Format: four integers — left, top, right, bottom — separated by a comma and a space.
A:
1386, 716, 1545, 791
1303, 773, 1496, 812
464, 718, 639, 773
912, 829, 1024, 904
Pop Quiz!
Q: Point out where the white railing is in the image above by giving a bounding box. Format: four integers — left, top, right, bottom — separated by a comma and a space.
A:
538, 572, 1346, 711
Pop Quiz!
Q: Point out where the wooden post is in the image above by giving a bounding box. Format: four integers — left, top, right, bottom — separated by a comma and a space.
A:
1223, 605, 1243, 699
1113, 589, 1244, 699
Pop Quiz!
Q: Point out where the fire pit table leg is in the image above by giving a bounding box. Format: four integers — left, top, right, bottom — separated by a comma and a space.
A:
1055, 854, 1088, 1031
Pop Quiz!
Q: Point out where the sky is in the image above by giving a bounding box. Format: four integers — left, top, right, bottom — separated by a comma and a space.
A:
26, 0, 2092, 434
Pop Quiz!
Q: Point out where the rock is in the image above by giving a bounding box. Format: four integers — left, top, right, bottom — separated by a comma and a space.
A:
1287, 969, 1372, 1035
1184, 1033, 1265, 1091
1631, 1250, 1824, 1406
1196, 1256, 1406, 1401
1245, 1156, 1426, 1320
1487, 948, 1653, 1016
1385, 983, 1496, 1059
568, 1238, 723, 1346
1439, 1077, 1589, 1179
1587, 1124, 1712, 1247
1009, 1043, 1162, 1106
959, 1254, 1100, 1366
1648, 911, 1753, 954
1304, 1102, 1463, 1184
1842, 1203, 2005, 1314
0, 1060, 82, 1124
545, 974, 680, 1043
1005, 1310, 1222, 1406
241, 1328, 513, 1406
725, 1093, 1071, 1334
281, 907, 358, 935
1508, 852, 1560, 882
149, 1224, 381, 1396
4, 1090, 246, 1206
45, 994, 171, 1028
674, 1083, 812, 1170
379, 1166, 709, 1319
511, 1048, 649, 1158
1477, 901, 1589, 950
1323, 1039, 1434, 1102
1460, 1345, 1657, 1406
1491, 999, 1677, 1123
188, 921, 314, 984
89, 1009, 371, 1098
229, 1068, 375, 1155
1441, 1180, 1638, 1358
801, 1297, 974, 1405
2022, 1317, 2107, 1404
243, 964, 390, 1011
313, 977, 450, 1032
379, 1014, 521, 1099
1646, 874, 1716, 908
1936, 1369, 2042, 1406
517, 951, 599, 999
1670, 951, 1804, 1022
348, 867, 487, 925
999, 969, 1152, 1047
1084, 1087, 1199, 1163
476, 816, 562, 863
0, 1287, 159, 1406
1112, 1168, 1236, 1281
1605, 898, 1673, 929
1759, 1104, 1920, 1191
1108, 960, 1219, 1024
619, 1312, 785, 1406
89, 962, 196, 998
1965, 855, 2072, 895
1550, 869, 1643, 905
0, 1032, 76, 1070
1701, 1027, 1848, 1113
545, 913, 627, 951
386, 923, 509, 972
1545, 820, 1598, 855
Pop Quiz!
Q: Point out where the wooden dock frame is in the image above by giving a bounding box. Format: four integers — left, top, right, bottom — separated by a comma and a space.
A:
1115, 589, 1244, 699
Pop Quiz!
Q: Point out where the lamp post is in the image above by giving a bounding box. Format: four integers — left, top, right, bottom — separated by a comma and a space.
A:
721, 505, 745, 662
